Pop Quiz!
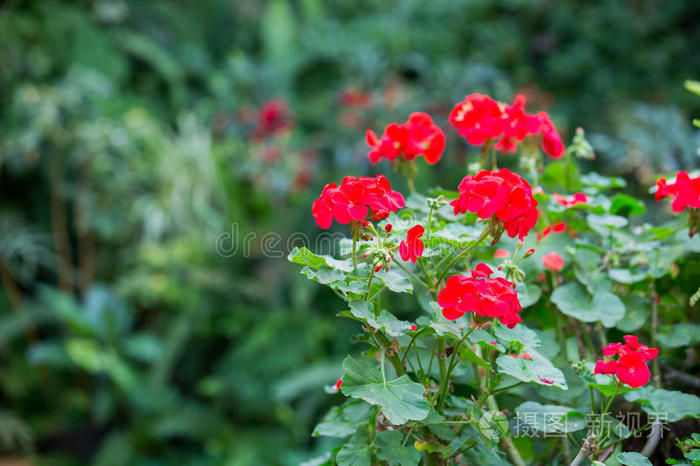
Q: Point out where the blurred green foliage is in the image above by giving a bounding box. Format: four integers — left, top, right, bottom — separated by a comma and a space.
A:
0, 0, 698, 464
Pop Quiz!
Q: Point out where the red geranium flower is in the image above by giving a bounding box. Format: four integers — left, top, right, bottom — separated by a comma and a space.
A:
542, 252, 564, 271
366, 112, 446, 165
593, 335, 658, 388
494, 249, 511, 258
553, 192, 589, 207
437, 263, 522, 328
399, 225, 425, 263
615, 352, 651, 388
535, 112, 565, 159
449, 93, 565, 157
334, 378, 343, 391
495, 94, 540, 153
655, 171, 700, 212
449, 94, 504, 146
450, 168, 539, 240
252, 99, 294, 140
311, 175, 405, 229
537, 221, 568, 242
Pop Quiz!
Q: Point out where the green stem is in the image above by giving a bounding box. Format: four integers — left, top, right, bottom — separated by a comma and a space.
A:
407, 176, 416, 194
489, 381, 524, 396
426, 205, 434, 241
650, 279, 661, 388
599, 422, 653, 450
436, 228, 490, 285
364, 266, 376, 301
392, 258, 430, 289
437, 328, 476, 409
352, 236, 357, 270
598, 383, 621, 437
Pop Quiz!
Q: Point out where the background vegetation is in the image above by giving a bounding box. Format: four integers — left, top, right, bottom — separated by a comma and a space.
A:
0, 0, 698, 464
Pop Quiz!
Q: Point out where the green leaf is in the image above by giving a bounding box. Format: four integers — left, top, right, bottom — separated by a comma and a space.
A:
616, 452, 652, 466
469, 329, 506, 353
609, 268, 647, 284
625, 387, 700, 422
616, 296, 649, 332
656, 323, 700, 348
429, 316, 464, 339
587, 213, 628, 236
336, 427, 372, 466
541, 161, 582, 190
574, 248, 611, 294
346, 301, 412, 337
493, 321, 541, 351
376, 269, 413, 294
478, 410, 510, 442
374, 430, 420, 466
458, 343, 491, 370
515, 283, 542, 308
515, 401, 586, 434
685, 79, 700, 97
496, 352, 567, 389
610, 194, 646, 216
341, 356, 429, 425
551, 283, 625, 327
312, 400, 374, 438
288, 247, 353, 271
431, 223, 485, 246
581, 172, 627, 190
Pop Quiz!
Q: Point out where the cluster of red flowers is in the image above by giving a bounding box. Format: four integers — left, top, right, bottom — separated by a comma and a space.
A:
451, 169, 539, 240
552, 192, 588, 208
366, 112, 446, 165
655, 171, 700, 213
251, 99, 294, 141
448, 93, 564, 158
312, 175, 405, 229
399, 225, 425, 263
438, 263, 522, 328
594, 335, 659, 388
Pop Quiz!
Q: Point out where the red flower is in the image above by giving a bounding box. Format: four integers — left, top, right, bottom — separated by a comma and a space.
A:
495, 94, 540, 153
449, 94, 504, 146
537, 221, 568, 242
366, 112, 446, 165
334, 378, 343, 391
252, 99, 293, 140
450, 169, 539, 240
542, 252, 564, 271
385, 223, 393, 233
437, 263, 522, 328
593, 336, 658, 388
535, 112, 565, 159
449, 94, 565, 158
311, 175, 405, 229
655, 171, 700, 213
409, 325, 417, 332
399, 225, 425, 263
553, 192, 589, 207
594, 360, 618, 375
494, 249, 510, 258
615, 352, 651, 388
